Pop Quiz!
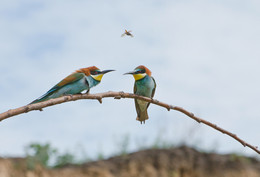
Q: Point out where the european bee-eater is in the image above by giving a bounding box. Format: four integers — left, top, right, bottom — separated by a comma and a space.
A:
121, 29, 134, 37
124, 65, 156, 124
30, 66, 114, 104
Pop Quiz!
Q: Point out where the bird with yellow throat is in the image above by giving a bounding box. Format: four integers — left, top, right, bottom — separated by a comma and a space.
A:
124, 65, 156, 124
30, 66, 114, 104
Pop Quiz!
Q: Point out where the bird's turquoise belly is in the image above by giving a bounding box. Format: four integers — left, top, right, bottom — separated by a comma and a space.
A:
135, 76, 155, 98
135, 84, 154, 97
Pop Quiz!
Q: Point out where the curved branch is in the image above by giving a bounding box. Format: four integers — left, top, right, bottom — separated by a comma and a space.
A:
0, 91, 259, 154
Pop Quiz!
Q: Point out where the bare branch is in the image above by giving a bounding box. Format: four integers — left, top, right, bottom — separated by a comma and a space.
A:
0, 91, 259, 154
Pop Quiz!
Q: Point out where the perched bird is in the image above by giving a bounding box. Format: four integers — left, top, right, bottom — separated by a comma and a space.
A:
121, 29, 134, 37
30, 66, 114, 104
124, 65, 156, 124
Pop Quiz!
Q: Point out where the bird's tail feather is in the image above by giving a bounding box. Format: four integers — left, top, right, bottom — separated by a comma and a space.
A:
136, 110, 149, 124
28, 90, 54, 104
29, 98, 44, 105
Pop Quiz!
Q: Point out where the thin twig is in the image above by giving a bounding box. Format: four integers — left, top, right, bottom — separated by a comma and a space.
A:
0, 91, 259, 154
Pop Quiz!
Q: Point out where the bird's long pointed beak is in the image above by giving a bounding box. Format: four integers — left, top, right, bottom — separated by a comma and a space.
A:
124, 71, 135, 75
101, 69, 115, 74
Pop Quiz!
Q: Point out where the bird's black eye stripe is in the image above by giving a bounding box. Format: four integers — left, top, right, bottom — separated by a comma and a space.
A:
91, 70, 100, 75
135, 70, 145, 74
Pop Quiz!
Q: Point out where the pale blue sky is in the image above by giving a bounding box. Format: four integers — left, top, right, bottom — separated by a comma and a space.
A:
0, 0, 260, 158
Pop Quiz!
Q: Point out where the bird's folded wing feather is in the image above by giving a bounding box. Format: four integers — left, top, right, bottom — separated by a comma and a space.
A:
151, 77, 156, 98
134, 83, 141, 117
147, 77, 156, 108
45, 72, 85, 95
30, 73, 85, 104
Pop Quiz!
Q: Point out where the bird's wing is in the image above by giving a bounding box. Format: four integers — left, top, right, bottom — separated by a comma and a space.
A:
30, 73, 85, 104
147, 77, 156, 108
151, 77, 156, 98
134, 83, 141, 117
45, 72, 85, 95
129, 34, 134, 37
121, 33, 126, 37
